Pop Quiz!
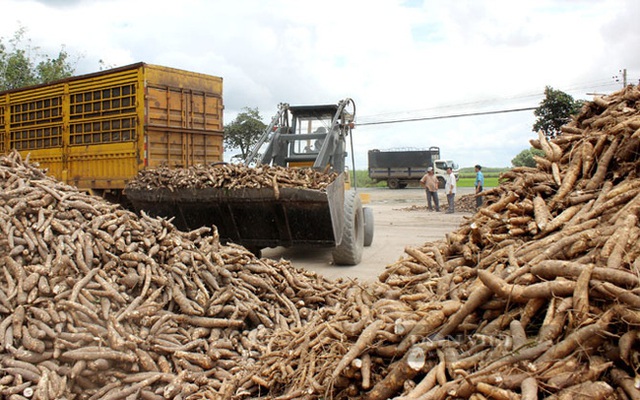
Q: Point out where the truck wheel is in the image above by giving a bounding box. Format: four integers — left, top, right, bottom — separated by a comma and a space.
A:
363, 206, 374, 247
388, 178, 400, 189
438, 177, 445, 189
333, 191, 364, 265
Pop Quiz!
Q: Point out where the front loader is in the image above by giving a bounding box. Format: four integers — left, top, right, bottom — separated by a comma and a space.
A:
127, 98, 373, 265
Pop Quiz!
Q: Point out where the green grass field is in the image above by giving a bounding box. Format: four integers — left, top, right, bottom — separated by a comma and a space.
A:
457, 177, 500, 188
453, 167, 506, 188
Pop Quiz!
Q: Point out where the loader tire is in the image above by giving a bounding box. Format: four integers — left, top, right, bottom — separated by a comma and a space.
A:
363, 206, 374, 247
332, 191, 364, 265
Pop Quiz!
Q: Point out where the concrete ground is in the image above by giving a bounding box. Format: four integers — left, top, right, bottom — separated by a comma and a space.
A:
260, 187, 474, 282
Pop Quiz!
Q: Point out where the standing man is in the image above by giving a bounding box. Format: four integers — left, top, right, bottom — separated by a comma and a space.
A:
474, 164, 484, 209
445, 166, 456, 214
419, 167, 439, 212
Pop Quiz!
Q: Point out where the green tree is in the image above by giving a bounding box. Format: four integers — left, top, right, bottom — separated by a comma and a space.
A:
224, 107, 267, 159
533, 86, 584, 139
0, 26, 78, 91
36, 48, 75, 83
512, 147, 545, 168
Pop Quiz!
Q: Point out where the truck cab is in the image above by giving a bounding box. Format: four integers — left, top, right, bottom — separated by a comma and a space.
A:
433, 159, 460, 188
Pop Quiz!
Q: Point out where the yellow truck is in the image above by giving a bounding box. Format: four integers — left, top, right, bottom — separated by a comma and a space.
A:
0, 62, 224, 201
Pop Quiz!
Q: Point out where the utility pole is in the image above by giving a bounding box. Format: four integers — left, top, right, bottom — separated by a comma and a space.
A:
613, 68, 627, 88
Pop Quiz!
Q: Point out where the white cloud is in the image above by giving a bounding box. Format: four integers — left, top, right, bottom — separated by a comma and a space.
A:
2, 0, 637, 169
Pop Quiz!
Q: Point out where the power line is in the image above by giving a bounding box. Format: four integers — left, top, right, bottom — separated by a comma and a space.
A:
358, 94, 541, 121
358, 79, 628, 123
356, 106, 538, 126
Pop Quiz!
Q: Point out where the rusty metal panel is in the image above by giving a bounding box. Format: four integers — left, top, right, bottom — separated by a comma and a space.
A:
146, 129, 222, 168
144, 64, 223, 167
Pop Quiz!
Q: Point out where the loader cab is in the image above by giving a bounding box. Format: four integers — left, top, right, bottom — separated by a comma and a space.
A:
245, 99, 355, 174
287, 116, 330, 168
283, 104, 350, 172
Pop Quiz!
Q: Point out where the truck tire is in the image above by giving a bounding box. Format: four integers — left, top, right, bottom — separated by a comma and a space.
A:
388, 178, 400, 189
333, 191, 364, 265
363, 206, 374, 247
438, 177, 446, 189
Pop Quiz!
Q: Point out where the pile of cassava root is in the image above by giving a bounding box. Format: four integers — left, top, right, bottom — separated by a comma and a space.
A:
1, 83, 639, 400
230, 85, 640, 399
0, 151, 352, 399
125, 163, 338, 192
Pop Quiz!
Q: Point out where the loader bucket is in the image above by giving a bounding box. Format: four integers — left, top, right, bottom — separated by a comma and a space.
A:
125, 174, 346, 250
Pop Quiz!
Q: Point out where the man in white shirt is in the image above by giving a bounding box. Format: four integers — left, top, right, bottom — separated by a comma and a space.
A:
444, 167, 456, 214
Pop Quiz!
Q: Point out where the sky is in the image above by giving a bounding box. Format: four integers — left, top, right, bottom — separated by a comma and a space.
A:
1, 0, 639, 169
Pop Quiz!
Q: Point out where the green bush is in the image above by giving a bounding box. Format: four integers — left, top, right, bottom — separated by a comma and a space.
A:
351, 170, 385, 188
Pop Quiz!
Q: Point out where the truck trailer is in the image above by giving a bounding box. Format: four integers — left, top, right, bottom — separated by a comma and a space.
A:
0, 62, 224, 202
368, 147, 458, 189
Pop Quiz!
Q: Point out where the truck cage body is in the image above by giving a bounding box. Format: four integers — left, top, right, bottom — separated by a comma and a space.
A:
0, 62, 224, 198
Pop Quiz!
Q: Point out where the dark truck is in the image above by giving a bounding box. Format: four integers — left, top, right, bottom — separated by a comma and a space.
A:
368, 147, 459, 189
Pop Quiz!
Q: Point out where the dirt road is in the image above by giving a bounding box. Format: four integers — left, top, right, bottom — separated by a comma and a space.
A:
261, 187, 474, 282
